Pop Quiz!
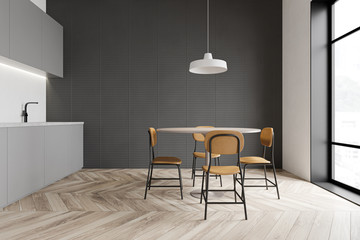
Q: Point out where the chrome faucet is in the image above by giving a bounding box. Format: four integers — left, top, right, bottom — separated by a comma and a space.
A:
22, 102, 38, 122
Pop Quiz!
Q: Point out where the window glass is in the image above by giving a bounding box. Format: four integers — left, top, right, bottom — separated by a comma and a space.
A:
333, 0, 360, 39
333, 145, 360, 190
333, 30, 360, 146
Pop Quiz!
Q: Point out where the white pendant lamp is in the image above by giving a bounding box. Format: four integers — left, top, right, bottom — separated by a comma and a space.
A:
189, 0, 227, 74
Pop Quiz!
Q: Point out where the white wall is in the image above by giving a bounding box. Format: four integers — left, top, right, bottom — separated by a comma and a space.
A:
0, 64, 46, 122
282, 0, 311, 181
0, 0, 46, 123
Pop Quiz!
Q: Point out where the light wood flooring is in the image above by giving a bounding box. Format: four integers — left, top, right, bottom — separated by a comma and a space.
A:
0, 168, 359, 240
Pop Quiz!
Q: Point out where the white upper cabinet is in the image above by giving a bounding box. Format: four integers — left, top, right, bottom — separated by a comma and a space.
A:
10, 0, 43, 70
42, 13, 63, 78
0, 0, 10, 57
0, 0, 63, 78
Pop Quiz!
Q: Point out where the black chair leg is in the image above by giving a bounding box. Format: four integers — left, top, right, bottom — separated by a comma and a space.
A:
238, 168, 243, 198
264, 165, 268, 190
218, 158, 223, 187
148, 164, 154, 190
177, 165, 183, 200
200, 171, 205, 204
215, 158, 218, 179
144, 164, 152, 199
241, 170, 248, 220
233, 174, 237, 202
243, 164, 246, 184
242, 164, 247, 200
240, 165, 248, 220
204, 172, 210, 220
191, 156, 195, 179
272, 164, 280, 199
193, 157, 197, 187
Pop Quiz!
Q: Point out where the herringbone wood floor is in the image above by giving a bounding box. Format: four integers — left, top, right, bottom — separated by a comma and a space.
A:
0, 168, 359, 240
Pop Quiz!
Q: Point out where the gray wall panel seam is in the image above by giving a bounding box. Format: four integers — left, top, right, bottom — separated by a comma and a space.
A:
70, 1, 73, 122
99, 2, 102, 168
128, 0, 131, 168
186, 0, 188, 166
156, 0, 159, 158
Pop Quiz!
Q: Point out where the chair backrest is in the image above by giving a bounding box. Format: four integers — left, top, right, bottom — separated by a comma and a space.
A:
192, 126, 214, 142
205, 130, 244, 155
260, 127, 273, 147
148, 127, 157, 147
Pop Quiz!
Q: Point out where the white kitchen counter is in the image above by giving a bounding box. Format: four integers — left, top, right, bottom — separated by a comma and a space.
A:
0, 122, 84, 128
0, 123, 83, 208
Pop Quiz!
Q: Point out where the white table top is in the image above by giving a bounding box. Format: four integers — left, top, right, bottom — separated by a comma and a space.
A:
157, 127, 261, 134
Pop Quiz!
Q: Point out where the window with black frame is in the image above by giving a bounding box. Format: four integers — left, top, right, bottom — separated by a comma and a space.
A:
331, 0, 360, 192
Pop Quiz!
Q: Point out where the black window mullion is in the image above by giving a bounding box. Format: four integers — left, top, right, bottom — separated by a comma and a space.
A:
331, 25, 360, 44
332, 142, 360, 150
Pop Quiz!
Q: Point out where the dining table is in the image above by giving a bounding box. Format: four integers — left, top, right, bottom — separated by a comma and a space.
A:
156, 127, 261, 199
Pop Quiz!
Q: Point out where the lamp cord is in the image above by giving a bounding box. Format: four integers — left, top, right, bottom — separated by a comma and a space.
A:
207, 0, 209, 53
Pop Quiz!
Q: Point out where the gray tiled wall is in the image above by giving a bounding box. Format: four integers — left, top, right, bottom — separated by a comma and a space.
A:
46, 0, 282, 168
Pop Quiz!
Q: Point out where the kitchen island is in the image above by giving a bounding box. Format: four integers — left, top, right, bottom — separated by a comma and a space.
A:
0, 122, 83, 208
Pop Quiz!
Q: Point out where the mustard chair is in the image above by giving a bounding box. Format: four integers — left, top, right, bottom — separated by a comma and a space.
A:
192, 126, 222, 187
240, 127, 280, 199
144, 128, 183, 200
201, 130, 247, 220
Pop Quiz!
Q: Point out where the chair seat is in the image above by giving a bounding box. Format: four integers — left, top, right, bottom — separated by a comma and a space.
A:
153, 156, 182, 165
240, 156, 270, 164
193, 152, 220, 159
202, 165, 240, 175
